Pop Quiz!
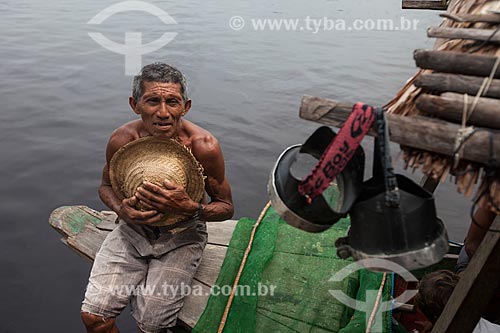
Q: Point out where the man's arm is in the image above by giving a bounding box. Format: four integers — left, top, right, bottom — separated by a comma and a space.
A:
194, 135, 234, 221
465, 205, 496, 257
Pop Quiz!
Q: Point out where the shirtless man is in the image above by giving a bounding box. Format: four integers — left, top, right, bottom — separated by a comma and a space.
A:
80, 63, 234, 333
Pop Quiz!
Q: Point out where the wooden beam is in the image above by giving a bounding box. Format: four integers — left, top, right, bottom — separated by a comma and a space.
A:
414, 49, 500, 78
439, 13, 500, 24
414, 73, 500, 99
299, 95, 500, 167
428, 27, 500, 43
402, 0, 448, 10
432, 216, 500, 332
416, 92, 500, 129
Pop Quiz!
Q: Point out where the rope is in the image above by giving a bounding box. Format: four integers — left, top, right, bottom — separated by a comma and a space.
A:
366, 272, 387, 333
453, 57, 500, 168
217, 201, 272, 333
467, 57, 500, 122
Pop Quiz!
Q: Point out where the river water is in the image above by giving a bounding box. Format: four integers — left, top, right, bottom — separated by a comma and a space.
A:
0, 0, 474, 331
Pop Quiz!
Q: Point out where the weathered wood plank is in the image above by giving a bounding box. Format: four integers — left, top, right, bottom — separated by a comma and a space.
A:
402, 0, 448, 10
299, 95, 500, 166
206, 220, 237, 246
177, 280, 212, 329
194, 244, 228, 286
416, 92, 500, 129
49, 206, 103, 237
414, 49, 500, 78
428, 27, 500, 43
414, 73, 500, 99
432, 216, 500, 332
66, 224, 108, 261
439, 13, 500, 23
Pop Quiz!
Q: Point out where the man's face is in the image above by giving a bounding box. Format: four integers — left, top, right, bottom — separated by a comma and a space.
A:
130, 81, 191, 137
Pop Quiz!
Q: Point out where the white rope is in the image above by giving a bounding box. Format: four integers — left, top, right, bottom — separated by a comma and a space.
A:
453, 57, 500, 168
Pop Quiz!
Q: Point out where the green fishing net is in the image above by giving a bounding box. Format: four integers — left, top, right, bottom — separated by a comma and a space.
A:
193, 207, 405, 333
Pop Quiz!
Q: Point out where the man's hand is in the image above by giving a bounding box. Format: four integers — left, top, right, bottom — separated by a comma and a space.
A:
118, 196, 165, 225
134, 180, 198, 217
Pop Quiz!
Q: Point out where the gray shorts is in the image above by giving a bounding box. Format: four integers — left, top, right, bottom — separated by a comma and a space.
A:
81, 219, 207, 333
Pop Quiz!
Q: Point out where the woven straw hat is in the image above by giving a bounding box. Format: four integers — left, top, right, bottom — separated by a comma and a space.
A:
109, 136, 205, 226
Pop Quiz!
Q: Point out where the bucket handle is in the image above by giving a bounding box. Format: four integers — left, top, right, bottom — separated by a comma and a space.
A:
374, 108, 400, 207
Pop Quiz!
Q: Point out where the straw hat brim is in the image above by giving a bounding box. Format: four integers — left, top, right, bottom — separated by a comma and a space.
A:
109, 136, 205, 226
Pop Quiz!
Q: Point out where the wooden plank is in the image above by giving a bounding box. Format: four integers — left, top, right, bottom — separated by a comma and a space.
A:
177, 280, 212, 329
416, 92, 500, 129
193, 244, 228, 286
96, 211, 120, 231
207, 220, 238, 246
299, 95, 500, 166
402, 0, 448, 10
428, 27, 500, 43
414, 49, 500, 78
414, 73, 500, 99
66, 225, 108, 261
439, 13, 500, 24
49, 206, 103, 236
432, 216, 500, 332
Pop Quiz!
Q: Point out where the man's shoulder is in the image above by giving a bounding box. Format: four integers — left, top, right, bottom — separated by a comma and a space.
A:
105, 120, 143, 161
188, 123, 218, 152
184, 121, 220, 162
109, 120, 142, 146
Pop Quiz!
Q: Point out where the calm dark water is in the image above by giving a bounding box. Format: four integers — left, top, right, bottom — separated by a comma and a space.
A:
0, 1, 473, 331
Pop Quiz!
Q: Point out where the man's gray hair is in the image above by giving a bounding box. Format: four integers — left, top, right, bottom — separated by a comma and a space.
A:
132, 63, 188, 102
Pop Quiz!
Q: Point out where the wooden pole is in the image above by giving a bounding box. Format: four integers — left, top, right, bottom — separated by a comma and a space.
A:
416, 92, 500, 129
299, 95, 500, 167
414, 73, 500, 99
402, 0, 448, 10
431, 216, 500, 333
428, 27, 500, 42
414, 49, 500, 78
439, 13, 500, 24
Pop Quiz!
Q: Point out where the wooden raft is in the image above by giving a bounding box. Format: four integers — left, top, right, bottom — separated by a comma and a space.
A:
49, 205, 237, 331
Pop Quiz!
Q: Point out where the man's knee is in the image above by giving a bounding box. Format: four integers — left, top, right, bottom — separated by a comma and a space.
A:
81, 312, 118, 333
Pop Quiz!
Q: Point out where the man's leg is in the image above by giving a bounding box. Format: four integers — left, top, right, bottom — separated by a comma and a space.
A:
131, 224, 207, 332
81, 313, 119, 333
81, 223, 149, 333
